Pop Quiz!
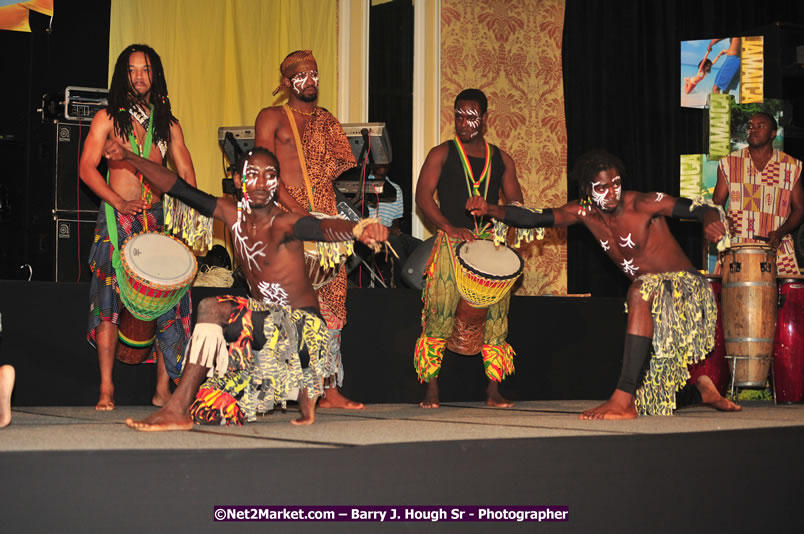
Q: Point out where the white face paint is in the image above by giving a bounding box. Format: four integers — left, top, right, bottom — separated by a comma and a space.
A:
243, 164, 279, 198
655, 192, 665, 202
455, 106, 482, 139
590, 181, 609, 208
291, 70, 319, 95
599, 239, 610, 251
590, 175, 622, 209
456, 108, 481, 129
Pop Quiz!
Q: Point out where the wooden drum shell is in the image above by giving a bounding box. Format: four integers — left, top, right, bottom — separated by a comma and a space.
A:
721, 245, 777, 387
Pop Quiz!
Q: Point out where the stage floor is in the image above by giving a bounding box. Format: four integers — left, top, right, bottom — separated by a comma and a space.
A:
3, 400, 803, 452
3, 401, 804, 532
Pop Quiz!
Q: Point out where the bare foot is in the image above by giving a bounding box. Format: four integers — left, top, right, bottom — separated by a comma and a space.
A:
153, 349, 171, 407
486, 381, 514, 408
96, 387, 115, 411
125, 406, 194, 432
419, 379, 440, 408
0, 365, 15, 428
318, 387, 365, 410
291, 388, 316, 425
580, 389, 638, 420
152, 389, 171, 408
695, 375, 741, 412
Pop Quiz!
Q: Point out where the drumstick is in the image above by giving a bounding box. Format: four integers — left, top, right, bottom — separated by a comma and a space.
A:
384, 240, 399, 259
753, 235, 770, 242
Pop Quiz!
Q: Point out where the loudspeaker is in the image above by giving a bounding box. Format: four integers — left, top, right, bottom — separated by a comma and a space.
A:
401, 235, 435, 290
54, 215, 97, 282
52, 122, 103, 212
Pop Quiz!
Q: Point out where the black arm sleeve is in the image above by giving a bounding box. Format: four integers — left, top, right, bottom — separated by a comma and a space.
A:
292, 215, 355, 243
166, 177, 218, 217
293, 216, 327, 241
501, 206, 555, 228
671, 197, 711, 221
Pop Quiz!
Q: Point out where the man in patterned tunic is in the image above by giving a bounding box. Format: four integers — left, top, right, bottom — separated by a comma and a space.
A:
468, 150, 741, 419
255, 50, 363, 409
102, 143, 387, 429
713, 112, 803, 275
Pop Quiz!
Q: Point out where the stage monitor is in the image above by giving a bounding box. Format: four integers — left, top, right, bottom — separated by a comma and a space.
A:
218, 126, 255, 166
341, 123, 392, 165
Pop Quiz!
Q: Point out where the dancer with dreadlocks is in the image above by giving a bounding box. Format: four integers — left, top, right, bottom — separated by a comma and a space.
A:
466, 150, 741, 419
79, 44, 197, 411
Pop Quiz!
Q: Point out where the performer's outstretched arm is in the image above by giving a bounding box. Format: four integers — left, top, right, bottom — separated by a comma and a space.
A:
291, 215, 387, 246
636, 192, 727, 244
103, 139, 223, 220
466, 195, 584, 227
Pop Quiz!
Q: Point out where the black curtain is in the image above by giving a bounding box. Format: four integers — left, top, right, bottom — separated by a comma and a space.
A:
0, 0, 110, 279
368, 0, 414, 234
563, 0, 804, 296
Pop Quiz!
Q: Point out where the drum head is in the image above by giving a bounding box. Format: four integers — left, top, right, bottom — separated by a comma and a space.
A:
456, 240, 523, 280
726, 243, 776, 253
123, 233, 197, 286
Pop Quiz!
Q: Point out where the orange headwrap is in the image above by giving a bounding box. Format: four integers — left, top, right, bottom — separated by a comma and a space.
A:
273, 50, 318, 96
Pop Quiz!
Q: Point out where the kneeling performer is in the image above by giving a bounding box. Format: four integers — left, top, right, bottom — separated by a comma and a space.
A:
101, 142, 387, 429
467, 150, 741, 419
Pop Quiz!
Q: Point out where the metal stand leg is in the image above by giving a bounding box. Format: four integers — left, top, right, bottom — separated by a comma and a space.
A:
728, 355, 737, 401
770, 358, 777, 406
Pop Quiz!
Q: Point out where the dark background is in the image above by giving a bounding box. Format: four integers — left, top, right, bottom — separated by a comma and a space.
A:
0, 0, 110, 282
0, 283, 624, 406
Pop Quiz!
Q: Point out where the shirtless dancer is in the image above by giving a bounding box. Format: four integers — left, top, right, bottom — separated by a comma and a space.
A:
468, 150, 741, 419
105, 142, 387, 429
255, 50, 363, 409
80, 44, 196, 410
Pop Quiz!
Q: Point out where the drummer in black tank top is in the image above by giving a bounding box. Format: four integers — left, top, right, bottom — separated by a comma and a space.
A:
414, 88, 526, 409
437, 143, 506, 231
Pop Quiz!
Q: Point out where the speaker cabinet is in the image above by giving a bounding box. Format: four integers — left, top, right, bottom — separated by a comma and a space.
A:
53, 122, 103, 213
54, 215, 97, 283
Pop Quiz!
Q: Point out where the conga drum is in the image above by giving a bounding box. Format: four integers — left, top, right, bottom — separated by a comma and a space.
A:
772, 277, 804, 403
116, 232, 198, 364
688, 276, 730, 396
446, 240, 524, 355
303, 212, 350, 290
721, 244, 777, 387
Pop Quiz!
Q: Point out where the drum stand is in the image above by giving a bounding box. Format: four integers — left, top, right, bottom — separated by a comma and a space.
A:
726, 355, 777, 406
346, 253, 387, 288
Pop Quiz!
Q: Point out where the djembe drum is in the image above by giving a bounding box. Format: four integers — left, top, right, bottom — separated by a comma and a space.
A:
721, 244, 777, 387
116, 232, 198, 364
303, 212, 351, 290
446, 239, 524, 355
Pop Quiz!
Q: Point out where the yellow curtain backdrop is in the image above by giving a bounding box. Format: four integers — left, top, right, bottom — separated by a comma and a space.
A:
109, 0, 339, 242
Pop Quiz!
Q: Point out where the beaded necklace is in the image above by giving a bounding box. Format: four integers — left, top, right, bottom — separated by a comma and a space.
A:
453, 137, 491, 199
